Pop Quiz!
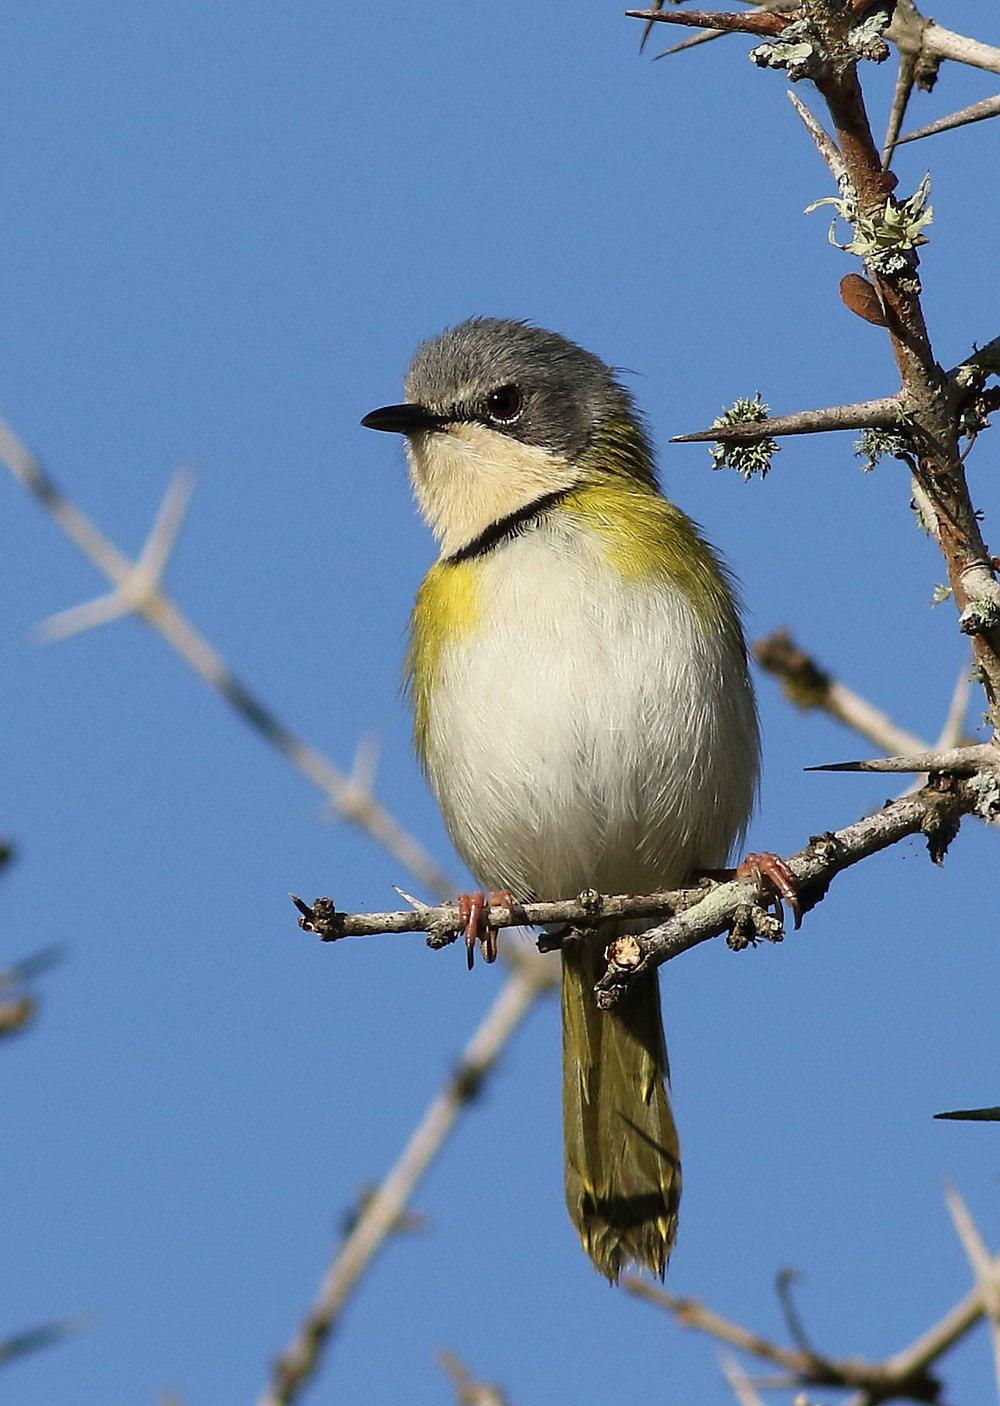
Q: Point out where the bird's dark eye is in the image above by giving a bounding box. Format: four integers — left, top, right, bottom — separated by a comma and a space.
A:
485, 384, 524, 425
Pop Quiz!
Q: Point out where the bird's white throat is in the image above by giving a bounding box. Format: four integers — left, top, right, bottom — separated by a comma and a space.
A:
406, 422, 579, 557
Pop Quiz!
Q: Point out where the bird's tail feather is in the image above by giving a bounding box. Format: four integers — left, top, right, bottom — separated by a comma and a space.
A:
561, 928, 681, 1282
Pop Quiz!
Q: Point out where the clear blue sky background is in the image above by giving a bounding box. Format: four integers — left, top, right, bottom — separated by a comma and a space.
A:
3, 6, 999, 1404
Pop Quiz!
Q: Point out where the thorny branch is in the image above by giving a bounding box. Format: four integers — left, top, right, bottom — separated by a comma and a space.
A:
625, 1200, 1000, 1406
437, 1351, 510, 1406
634, 2, 1000, 731
295, 770, 995, 1010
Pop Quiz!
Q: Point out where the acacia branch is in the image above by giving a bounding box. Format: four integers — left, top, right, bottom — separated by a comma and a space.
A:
898, 94, 1000, 147
626, 1236, 1000, 1406
594, 779, 976, 1008
672, 395, 901, 445
626, 9, 788, 39
295, 780, 985, 1012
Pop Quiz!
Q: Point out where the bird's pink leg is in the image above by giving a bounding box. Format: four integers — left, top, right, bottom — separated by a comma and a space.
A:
691, 852, 802, 930
455, 890, 515, 967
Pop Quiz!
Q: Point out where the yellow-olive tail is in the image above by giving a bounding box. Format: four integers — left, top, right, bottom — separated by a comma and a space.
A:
562, 932, 680, 1282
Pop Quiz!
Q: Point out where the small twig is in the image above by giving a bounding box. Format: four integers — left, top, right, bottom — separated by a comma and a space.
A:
944, 1184, 1000, 1397
776, 1268, 820, 1358
897, 94, 1000, 148
720, 1350, 768, 1406
259, 957, 556, 1405
0, 1314, 90, 1367
935, 1106, 1000, 1122
882, 50, 918, 165
788, 90, 849, 184
437, 1350, 510, 1406
672, 396, 900, 446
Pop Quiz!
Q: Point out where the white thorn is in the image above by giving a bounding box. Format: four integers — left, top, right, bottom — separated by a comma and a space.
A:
136, 469, 196, 587
34, 589, 135, 643
719, 1351, 767, 1406
936, 661, 971, 750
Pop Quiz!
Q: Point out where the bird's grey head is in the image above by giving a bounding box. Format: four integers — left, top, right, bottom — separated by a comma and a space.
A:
362, 319, 648, 555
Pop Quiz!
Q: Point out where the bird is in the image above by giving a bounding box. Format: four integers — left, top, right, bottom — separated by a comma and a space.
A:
362, 317, 793, 1283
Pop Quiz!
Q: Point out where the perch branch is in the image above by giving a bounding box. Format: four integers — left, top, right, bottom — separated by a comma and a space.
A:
296, 779, 986, 1012
593, 779, 976, 1008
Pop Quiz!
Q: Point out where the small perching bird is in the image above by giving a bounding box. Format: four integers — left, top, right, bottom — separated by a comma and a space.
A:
363, 318, 788, 1282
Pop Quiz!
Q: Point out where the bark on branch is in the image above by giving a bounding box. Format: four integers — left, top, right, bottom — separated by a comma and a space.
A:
296, 779, 984, 1011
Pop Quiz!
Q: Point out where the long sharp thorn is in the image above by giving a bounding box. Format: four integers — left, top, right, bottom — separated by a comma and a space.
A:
883, 53, 918, 166
897, 93, 1000, 147
935, 1106, 1000, 1121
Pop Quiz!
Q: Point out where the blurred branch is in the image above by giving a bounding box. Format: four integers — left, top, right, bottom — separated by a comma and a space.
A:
754, 629, 927, 754
720, 1351, 768, 1406
935, 1106, 1000, 1122
438, 1350, 510, 1406
260, 955, 556, 1406
627, 1216, 1000, 1406
0, 1315, 89, 1368
944, 1184, 1000, 1397
0, 947, 65, 1041
0, 419, 454, 900
0, 996, 35, 1040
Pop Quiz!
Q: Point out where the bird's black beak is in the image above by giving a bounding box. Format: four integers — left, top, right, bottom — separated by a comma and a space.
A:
360, 402, 443, 434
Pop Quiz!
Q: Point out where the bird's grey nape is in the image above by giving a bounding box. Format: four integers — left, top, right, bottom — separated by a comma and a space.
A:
403, 317, 632, 462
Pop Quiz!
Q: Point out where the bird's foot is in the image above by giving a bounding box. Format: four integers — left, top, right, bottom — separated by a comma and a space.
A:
456, 890, 515, 968
735, 851, 802, 931
690, 853, 801, 930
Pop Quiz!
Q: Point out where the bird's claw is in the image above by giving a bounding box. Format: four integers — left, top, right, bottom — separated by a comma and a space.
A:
736, 851, 802, 930
456, 890, 514, 967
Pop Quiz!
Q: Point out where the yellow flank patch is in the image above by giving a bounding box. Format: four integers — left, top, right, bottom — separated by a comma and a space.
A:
406, 557, 482, 757
561, 478, 743, 647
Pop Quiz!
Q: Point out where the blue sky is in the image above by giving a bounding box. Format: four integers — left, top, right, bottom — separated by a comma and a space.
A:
3, 5, 1000, 1404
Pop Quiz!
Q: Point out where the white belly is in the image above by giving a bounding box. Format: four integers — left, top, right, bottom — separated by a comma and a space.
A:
422, 519, 759, 900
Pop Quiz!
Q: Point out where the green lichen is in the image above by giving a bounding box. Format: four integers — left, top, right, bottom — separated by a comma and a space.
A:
806, 174, 933, 274
847, 9, 892, 63
968, 769, 1000, 822
750, 20, 824, 81
931, 583, 953, 608
711, 394, 778, 480
855, 426, 911, 472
